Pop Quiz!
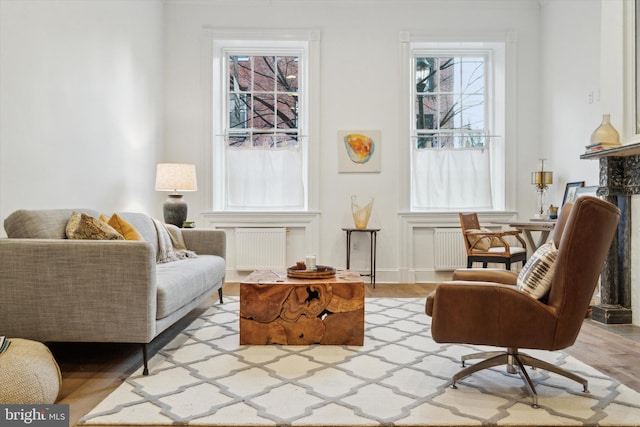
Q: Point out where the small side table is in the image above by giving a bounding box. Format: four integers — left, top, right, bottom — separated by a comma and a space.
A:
342, 228, 380, 288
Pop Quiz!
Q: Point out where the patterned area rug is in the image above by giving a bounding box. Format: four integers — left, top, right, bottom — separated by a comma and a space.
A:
80, 298, 640, 426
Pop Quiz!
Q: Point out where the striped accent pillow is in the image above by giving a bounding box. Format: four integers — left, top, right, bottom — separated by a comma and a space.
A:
517, 241, 558, 299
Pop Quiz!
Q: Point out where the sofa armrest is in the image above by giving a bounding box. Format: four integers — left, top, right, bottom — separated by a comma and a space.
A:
181, 229, 226, 258
451, 268, 518, 285
0, 239, 157, 343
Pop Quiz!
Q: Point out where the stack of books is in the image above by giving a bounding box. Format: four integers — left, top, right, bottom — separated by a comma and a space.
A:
0, 336, 11, 356
585, 142, 620, 153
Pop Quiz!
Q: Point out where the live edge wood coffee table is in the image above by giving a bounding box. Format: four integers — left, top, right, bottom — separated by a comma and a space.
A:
240, 270, 365, 346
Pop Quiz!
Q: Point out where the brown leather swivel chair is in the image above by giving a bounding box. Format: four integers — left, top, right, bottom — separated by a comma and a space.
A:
426, 196, 620, 408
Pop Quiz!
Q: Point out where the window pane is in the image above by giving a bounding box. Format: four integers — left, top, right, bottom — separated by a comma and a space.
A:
229, 56, 251, 92
254, 56, 275, 92
415, 58, 436, 93
416, 95, 437, 129
461, 57, 484, 94
461, 95, 484, 130
252, 94, 275, 129
273, 133, 299, 148
438, 134, 453, 148
467, 132, 488, 148
417, 135, 436, 149
227, 133, 249, 147
439, 93, 457, 129
277, 94, 298, 128
277, 56, 299, 92
229, 94, 250, 129
438, 57, 455, 92
252, 132, 271, 148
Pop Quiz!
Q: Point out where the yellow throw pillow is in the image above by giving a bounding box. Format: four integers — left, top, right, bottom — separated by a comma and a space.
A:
106, 213, 144, 241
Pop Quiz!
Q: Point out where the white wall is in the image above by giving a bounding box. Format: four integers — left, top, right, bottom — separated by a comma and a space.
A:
540, 0, 602, 200
541, 0, 639, 326
0, 0, 164, 229
163, 0, 542, 281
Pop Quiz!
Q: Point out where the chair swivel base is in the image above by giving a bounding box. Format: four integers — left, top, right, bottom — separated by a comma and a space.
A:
451, 347, 589, 408
462, 350, 517, 374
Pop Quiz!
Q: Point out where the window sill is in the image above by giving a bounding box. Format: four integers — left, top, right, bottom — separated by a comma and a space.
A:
202, 211, 321, 228
398, 211, 519, 227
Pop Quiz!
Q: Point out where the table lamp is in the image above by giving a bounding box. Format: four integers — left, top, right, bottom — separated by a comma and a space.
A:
531, 159, 553, 219
155, 163, 197, 227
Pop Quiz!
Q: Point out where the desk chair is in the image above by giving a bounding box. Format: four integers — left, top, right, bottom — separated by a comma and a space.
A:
459, 212, 527, 270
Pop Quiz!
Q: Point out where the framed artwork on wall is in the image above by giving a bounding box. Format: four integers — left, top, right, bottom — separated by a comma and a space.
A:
337, 130, 381, 173
562, 181, 585, 206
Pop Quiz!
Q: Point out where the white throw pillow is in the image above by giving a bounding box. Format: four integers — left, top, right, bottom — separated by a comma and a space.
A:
517, 241, 559, 299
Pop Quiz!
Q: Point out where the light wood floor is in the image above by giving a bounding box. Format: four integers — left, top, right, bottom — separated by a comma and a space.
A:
50, 282, 640, 427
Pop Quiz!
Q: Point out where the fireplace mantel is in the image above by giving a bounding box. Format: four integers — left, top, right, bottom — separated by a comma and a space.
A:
580, 142, 640, 324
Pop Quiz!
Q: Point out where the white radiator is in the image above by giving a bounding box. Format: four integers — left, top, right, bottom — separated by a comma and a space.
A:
434, 228, 467, 271
235, 228, 287, 270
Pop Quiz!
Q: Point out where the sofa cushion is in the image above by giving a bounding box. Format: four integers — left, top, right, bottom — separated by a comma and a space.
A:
66, 212, 124, 240
4, 208, 101, 239
155, 255, 226, 319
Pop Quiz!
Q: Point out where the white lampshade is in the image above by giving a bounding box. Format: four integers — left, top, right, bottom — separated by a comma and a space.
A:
155, 163, 197, 192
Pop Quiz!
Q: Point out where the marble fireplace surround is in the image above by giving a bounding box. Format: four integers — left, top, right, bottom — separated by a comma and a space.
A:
581, 142, 640, 324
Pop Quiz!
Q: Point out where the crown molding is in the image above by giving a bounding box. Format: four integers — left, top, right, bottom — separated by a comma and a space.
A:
165, 0, 540, 8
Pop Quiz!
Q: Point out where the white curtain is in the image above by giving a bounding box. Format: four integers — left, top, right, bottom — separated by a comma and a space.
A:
412, 149, 492, 210
226, 148, 304, 210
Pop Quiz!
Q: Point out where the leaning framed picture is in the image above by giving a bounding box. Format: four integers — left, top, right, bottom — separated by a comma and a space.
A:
575, 185, 598, 199
562, 181, 585, 206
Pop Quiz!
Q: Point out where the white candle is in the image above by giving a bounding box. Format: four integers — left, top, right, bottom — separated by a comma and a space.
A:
305, 255, 317, 270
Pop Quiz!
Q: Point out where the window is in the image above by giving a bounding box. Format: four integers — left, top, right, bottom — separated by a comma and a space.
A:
212, 34, 317, 212
409, 41, 507, 211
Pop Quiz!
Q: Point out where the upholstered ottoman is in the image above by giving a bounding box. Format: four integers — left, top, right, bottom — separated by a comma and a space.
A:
0, 338, 61, 404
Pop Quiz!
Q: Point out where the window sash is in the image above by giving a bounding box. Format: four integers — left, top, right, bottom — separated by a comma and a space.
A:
225, 51, 303, 148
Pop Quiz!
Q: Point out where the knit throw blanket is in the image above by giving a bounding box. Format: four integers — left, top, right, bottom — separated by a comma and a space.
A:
152, 218, 197, 263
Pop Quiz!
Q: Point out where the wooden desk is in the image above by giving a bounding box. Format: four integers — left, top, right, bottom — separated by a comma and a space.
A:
240, 270, 364, 345
492, 220, 556, 254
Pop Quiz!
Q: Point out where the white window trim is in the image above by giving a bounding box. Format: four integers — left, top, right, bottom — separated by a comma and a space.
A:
398, 31, 518, 213
201, 28, 321, 214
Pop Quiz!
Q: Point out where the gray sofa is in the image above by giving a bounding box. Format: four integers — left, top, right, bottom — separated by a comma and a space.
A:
0, 208, 226, 375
